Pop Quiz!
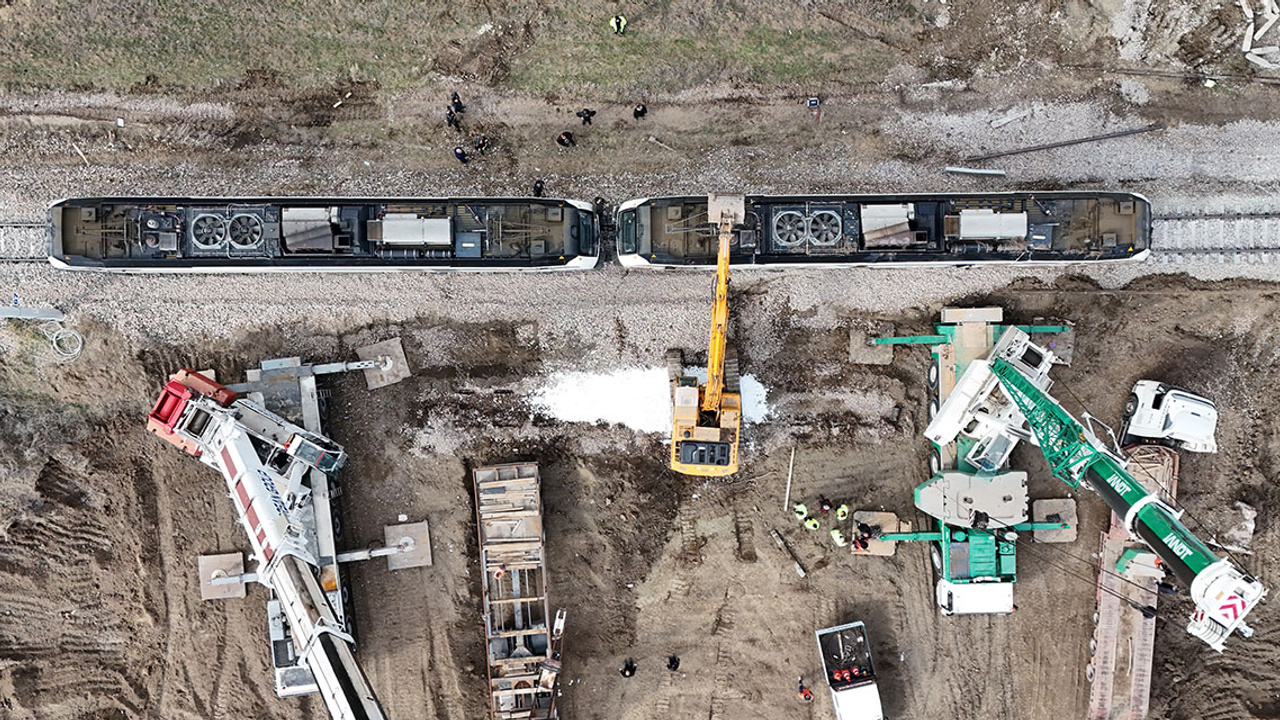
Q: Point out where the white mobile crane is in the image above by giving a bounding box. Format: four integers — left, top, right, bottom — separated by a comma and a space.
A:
928, 328, 1266, 651
147, 369, 388, 720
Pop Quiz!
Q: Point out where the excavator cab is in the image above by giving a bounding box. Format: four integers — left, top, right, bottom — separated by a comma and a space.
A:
668, 194, 745, 477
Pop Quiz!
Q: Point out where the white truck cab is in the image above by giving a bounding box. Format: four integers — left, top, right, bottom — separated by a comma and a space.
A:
935, 579, 1015, 615
1122, 380, 1218, 453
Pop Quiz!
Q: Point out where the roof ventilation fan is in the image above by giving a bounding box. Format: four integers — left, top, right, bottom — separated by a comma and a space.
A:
228, 214, 265, 249
807, 210, 843, 246
190, 213, 228, 249
772, 210, 805, 247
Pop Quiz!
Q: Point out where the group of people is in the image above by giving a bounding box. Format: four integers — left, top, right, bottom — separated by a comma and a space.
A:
792, 495, 853, 548
448, 89, 650, 164
447, 13, 644, 165
791, 497, 883, 551
447, 92, 494, 165
556, 102, 647, 149
621, 658, 817, 706
618, 654, 680, 678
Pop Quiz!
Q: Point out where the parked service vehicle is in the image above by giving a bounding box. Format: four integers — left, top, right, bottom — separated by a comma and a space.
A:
815, 622, 885, 720
1122, 381, 1218, 453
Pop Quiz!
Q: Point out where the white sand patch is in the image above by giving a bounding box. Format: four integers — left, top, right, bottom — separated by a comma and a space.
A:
529, 367, 769, 435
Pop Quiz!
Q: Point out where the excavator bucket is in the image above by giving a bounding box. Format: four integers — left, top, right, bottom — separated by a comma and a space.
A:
707, 193, 745, 227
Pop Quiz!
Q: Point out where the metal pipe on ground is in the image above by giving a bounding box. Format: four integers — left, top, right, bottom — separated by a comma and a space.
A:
963, 123, 1166, 163
945, 166, 1007, 176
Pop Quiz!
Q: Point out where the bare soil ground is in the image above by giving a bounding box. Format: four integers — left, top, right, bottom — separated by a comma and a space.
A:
4, 277, 1280, 720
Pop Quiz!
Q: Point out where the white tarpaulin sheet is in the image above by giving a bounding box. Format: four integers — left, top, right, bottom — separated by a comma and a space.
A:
529, 367, 769, 434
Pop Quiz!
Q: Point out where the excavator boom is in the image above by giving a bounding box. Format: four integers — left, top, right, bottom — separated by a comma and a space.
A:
668, 194, 744, 477
701, 216, 733, 413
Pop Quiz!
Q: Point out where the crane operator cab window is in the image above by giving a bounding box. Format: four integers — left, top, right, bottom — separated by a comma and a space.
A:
285, 434, 346, 474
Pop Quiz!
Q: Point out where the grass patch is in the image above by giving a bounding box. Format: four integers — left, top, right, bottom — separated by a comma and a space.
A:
0, 0, 492, 91
506, 23, 897, 98
0, 1, 901, 95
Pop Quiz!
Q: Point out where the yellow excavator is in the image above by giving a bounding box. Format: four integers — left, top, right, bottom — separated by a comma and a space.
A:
668, 194, 745, 477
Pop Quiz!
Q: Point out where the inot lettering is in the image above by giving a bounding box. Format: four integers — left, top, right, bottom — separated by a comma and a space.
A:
1163, 532, 1195, 560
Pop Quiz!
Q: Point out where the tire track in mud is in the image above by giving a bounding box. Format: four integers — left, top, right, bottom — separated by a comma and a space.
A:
650, 670, 677, 717
208, 618, 233, 720
732, 507, 757, 563
0, 458, 152, 715
136, 461, 194, 717
678, 502, 704, 567
707, 644, 736, 720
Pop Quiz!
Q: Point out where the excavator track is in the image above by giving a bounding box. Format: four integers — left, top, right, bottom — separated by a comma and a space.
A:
666, 349, 684, 400
723, 346, 741, 395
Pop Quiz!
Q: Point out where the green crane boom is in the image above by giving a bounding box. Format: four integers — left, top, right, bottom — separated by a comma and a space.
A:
988, 356, 1219, 584
981, 329, 1266, 652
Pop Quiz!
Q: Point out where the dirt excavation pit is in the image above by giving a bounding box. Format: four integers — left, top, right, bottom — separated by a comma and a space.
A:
2, 275, 1280, 720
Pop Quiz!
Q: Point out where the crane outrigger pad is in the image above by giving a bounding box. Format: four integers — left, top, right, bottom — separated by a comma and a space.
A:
851, 511, 911, 557
1031, 499, 1077, 543
384, 521, 433, 569
356, 337, 411, 389
198, 553, 247, 601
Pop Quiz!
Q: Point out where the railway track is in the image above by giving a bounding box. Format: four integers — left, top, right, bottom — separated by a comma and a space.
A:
0, 220, 47, 262
1149, 212, 1280, 265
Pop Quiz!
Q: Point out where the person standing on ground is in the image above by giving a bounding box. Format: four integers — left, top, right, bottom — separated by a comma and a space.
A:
576, 107, 597, 126
532, 179, 545, 198
667, 655, 680, 672
556, 131, 576, 147
633, 103, 647, 120
451, 91, 466, 114
619, 658, 637, 677
836, 504, 850, 522
797, 677, 814, 702
610, 14, 628, 34
473, 135, 489, 154
819, 496, 833, 514
453, 146, 469, 164
446, 108, 461, 131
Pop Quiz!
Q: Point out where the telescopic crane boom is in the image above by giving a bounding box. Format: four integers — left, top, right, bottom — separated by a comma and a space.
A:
147, 370, 389, 719
668, 194, 745, 476
929, 328, 1266, 651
